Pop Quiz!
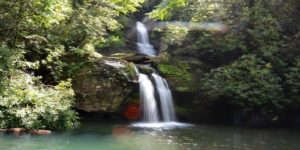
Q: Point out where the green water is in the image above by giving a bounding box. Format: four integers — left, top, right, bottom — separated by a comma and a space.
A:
0, 122, 299, 150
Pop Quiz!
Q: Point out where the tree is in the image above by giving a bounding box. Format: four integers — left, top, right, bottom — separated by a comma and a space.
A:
201, 55, 286, 112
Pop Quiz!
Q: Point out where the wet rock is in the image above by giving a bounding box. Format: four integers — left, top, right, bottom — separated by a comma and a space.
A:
136, 64, 155, 75
110, 53, 153, 64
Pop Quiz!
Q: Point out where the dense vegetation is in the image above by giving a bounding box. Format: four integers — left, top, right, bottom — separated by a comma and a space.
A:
149, 0, 300, 116
0, 0, 299, 128
0, 0, 144, 129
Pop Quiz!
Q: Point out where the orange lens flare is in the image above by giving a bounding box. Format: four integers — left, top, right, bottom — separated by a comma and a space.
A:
124, 104, 140, 120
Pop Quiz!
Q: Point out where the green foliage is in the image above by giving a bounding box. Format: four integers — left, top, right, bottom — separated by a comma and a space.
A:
0, 0, 146, 130
149, 0, 286, 61
0, 0, 298, 124
148, 0, 187, 20
57, 4, 120, 48
0, 45, 78, 130
0, 72, 79, 129
0, 0, 72, 47
0, 46, 23, 80
149, 0, 300, 113
125, 62, 139, 81
160, 24, 188, 50
43, 46, 94, 82
110, 0, 145, 14
95, 35, 126, 50
285, 59, 300, 104
190, 31, 246, 59
0, 0, 145, 82
244, 4, 282, 58
201, 55, 286, 112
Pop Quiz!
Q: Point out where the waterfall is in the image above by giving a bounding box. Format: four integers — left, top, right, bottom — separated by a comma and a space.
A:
152, 73, 177, 122
133, 21, 187, 128
138, 72, 176, 123
139, 73, 159, 122
136, 21, 156, 56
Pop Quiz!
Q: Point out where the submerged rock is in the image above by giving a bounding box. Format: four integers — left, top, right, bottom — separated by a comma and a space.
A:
10, 128, 26, 134
0, 128, 52, 135
73, 56, 139, 112
29, 130, 51, 135
0, 129, 9, 132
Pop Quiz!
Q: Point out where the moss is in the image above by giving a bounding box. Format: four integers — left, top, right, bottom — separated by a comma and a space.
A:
126, 92, 140, 104
157, 63, 192, 81
137, 65, 154, 75
176, 106, 195, 117
125, 62, 138, 81
176, 86, 190, 92
110, 53, 134, 58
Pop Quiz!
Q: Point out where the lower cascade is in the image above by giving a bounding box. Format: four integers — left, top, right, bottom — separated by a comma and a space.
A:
152, 73, 176, 122
139, 73, 159, 122
138, 72, 176, 123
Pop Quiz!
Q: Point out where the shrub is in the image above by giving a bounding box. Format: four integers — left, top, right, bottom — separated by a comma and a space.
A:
0, 72, 79, 130
284, 59, 300, 105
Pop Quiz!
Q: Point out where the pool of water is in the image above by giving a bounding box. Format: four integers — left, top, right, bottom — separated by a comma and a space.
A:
0, 121, 299, 150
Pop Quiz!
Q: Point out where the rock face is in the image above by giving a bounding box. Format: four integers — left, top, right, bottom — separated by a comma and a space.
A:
73, 56, 138, 112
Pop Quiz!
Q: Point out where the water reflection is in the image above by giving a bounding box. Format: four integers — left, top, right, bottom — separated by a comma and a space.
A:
112, 125, 131, 140
0, 123, 299, 150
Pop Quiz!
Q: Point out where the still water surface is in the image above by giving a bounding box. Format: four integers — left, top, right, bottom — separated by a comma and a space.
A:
0, 122, 299, 150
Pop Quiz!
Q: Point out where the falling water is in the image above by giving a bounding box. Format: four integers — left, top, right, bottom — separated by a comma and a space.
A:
139, 73, 159, 122
136, 21, 156, 56
152, 73, 177, 122
135, 21, 180, 127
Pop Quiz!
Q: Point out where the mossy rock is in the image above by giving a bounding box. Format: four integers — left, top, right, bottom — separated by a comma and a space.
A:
73, 57, 139, 112
110, 53, 154, 64
136, 64, 155, 75
154, 53, 212, 92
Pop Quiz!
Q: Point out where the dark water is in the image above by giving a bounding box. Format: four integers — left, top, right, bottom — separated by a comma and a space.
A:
0, 122, 299, 150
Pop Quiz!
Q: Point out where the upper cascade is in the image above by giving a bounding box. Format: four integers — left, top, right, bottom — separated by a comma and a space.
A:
136, 21, 156, 56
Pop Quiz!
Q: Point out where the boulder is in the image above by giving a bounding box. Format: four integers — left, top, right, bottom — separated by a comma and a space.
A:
73, 56, 139, 112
